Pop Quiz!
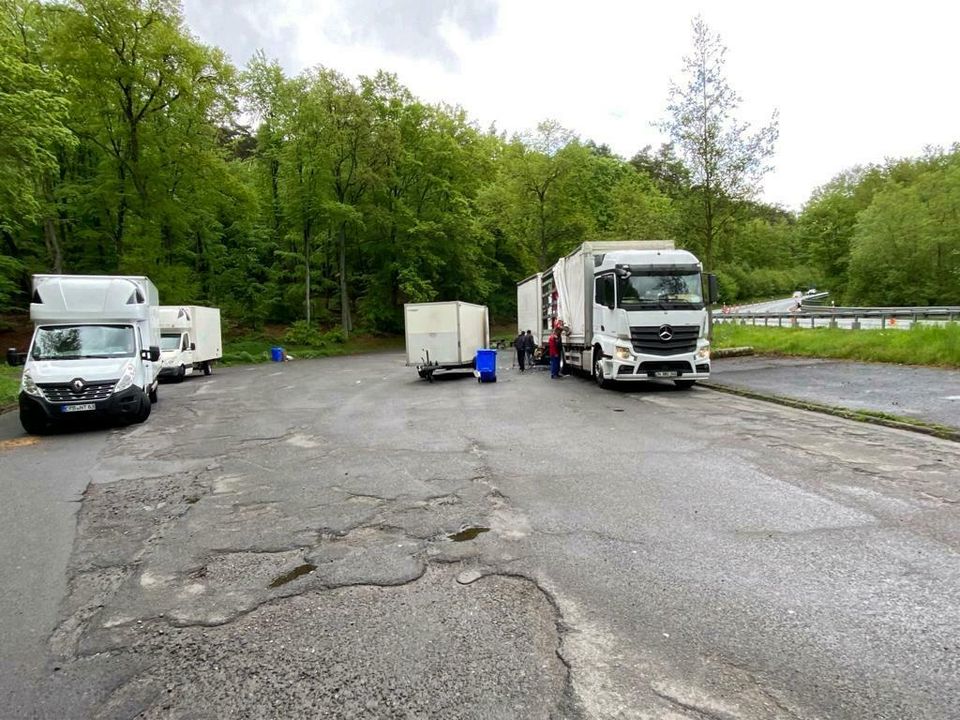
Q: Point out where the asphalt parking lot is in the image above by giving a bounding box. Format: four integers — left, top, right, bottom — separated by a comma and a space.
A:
2, 354, 959, 719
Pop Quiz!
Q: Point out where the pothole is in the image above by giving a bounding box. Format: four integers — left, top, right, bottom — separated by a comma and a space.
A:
448, 526, 490, 542
268, 563, 317, 588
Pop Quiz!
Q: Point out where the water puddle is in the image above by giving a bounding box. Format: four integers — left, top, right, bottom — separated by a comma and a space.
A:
448, 526, 490, 542
268, 563, 317, 588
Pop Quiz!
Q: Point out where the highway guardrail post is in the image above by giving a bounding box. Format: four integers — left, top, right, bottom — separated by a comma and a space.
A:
851, 317, 861, 330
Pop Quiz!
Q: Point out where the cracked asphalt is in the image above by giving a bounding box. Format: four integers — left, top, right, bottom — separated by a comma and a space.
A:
2, 353, 959, 719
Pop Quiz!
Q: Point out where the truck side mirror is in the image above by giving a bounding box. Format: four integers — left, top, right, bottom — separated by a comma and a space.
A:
190, 342, 196, 351
6, 348, 25, 366
707, 274, 719, 305
142, 346, 161, 362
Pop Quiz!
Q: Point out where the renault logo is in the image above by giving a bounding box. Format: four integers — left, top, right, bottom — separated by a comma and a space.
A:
658, 325, 674, 342
71, 378, 85, 393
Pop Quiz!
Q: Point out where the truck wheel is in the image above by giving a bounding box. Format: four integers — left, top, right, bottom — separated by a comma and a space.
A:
20, 411, 48, 436
175, 364, 186, 383
674, 379, 697, 390
593, 348, 613, 389
148, 384, 158, 403
202, 361, 212, 376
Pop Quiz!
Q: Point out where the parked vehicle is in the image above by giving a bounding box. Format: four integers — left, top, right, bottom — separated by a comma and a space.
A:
404, 301, 489, 381
517, 241, 718, 389
8, 275, 161, 434
158, 306, 222, 381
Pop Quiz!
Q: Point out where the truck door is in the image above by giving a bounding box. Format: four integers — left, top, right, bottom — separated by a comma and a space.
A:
593, 273, 617, 344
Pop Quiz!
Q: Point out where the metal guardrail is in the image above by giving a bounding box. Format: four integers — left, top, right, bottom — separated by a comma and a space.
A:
715, 305, 960, 329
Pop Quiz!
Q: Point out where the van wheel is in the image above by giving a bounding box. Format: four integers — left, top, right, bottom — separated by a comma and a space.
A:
20, 411, 48, 436
134, 392, 151, 423
148, 384, 158, 403
202, 361, 212, 376
175, 365, 185, 382
674, 379, 697, 389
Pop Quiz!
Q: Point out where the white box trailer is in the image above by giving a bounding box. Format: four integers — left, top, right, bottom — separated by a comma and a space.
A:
404, 301, 489, 380
11, 275, 161, 434
158, 305, 222, 381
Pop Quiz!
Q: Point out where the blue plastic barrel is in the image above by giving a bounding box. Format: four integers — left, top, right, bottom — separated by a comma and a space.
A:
475, 348, 497, 382
270, 346, 284, 362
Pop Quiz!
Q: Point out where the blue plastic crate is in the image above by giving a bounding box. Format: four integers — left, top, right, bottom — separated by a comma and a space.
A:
270, 346, 285, 362
476, 348, 497, 382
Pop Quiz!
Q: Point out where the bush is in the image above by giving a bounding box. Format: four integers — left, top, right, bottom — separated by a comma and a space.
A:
282, 321, 326, 347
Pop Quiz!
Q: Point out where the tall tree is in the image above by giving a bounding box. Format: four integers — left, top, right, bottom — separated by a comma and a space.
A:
659, 15, 778, 270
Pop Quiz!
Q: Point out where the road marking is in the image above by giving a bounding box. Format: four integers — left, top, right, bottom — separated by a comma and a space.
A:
945, 396, 960, 401
0, 436, 39, 451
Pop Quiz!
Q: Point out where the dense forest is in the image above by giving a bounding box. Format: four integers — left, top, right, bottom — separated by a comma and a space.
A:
2, 0, 958, 335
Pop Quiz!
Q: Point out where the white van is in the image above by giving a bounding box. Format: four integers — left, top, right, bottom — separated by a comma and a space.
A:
158, 306, 222, 381
10, 275, 161, 434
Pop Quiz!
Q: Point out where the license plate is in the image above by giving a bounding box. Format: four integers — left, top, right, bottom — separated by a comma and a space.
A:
62, 403, 96, 413
654, 371, 677, 378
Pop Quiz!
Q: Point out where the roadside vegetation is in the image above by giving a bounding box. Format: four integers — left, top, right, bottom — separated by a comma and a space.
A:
0, 365, 21, 408
221, 327, 403, 366
713, 323, 960, 368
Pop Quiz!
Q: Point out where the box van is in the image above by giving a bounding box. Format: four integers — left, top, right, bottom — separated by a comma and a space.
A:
158, 306, 222, 381
9, 275, 160, 434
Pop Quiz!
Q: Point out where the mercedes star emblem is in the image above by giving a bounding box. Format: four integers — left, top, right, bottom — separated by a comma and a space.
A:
658, 325, 674, 341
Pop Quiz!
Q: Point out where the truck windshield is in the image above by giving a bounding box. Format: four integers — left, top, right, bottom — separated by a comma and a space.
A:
160, 334, 182, 351
32, 325, 136, 360
618, 272, 704, 309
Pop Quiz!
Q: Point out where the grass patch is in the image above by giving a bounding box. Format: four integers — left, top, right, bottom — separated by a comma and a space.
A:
0, 365, 21, 410
221, 332, 404, 366
712, 322, 960, 368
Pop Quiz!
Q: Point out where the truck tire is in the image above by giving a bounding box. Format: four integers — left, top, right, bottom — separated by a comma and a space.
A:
148, 383, 158, 403
175, 364, 185, 383
202, 361, 212, 376
674, 379, 697, 389
593, 347, 613, 389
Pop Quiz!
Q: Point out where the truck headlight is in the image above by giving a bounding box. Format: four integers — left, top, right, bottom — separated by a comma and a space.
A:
21, 370, 42, 397
696, 342, 711, 360
614, 345, 632, 361
114, 362, 137, 393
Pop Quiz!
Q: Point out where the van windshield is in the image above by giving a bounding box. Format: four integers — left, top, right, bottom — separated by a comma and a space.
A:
160, 334, 182, 351
618, 271, 704, 310
32, 325, 136, 360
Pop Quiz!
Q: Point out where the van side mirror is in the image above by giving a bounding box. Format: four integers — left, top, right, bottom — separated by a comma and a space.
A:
190, 342, 196, 351
6, 348, 26, 366
142, 346, 161, 362
707, 274, 719, 304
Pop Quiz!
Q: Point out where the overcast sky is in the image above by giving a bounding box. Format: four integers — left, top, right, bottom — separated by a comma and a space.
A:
183, 0, 960, 211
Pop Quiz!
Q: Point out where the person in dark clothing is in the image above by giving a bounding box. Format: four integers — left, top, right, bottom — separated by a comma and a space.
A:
548, 326, 562, 378
523, 330, 535, 367
514, 331, 526, 371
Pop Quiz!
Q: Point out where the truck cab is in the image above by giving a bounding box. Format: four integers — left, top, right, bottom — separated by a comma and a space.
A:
12, 275, 161, 434
591, 249, 715, 388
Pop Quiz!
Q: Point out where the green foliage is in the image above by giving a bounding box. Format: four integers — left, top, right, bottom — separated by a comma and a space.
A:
713, 323, 960, 368
0, 365, 21, 408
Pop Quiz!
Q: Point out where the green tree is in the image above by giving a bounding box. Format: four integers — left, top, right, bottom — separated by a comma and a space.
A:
659, 15, 778, 270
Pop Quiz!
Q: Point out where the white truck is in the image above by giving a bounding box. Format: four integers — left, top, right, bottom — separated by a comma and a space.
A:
517, 241, 718, 389
158, 305, 222, 381
8, 275, 161, 434
404, 301, 489, 381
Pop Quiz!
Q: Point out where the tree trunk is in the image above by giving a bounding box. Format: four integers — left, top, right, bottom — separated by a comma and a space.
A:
304, 225, 311, 326
42, 178, 62, 273
338, 222, 352, 337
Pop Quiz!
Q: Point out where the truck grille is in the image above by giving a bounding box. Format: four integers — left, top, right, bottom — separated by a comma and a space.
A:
38, 380, 116, 403
630, 325, 699, 356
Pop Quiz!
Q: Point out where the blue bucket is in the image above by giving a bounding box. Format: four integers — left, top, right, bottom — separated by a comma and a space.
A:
270, 346, 284, 362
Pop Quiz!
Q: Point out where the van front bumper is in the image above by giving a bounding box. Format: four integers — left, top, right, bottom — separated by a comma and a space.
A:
19, 386, 145, 423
